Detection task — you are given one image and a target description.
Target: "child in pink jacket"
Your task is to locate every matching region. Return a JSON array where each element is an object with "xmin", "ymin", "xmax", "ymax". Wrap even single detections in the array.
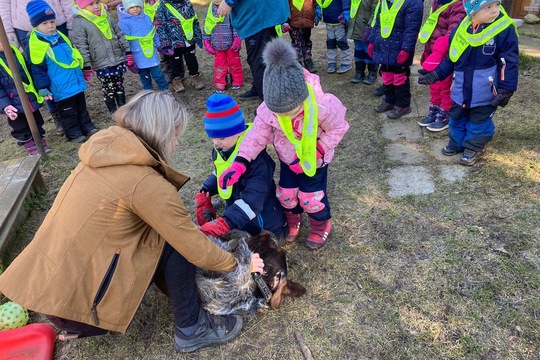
[
  {"xmin": 218, "ymin": 38, "xmax": 349, "ymax": 250},
  {"xmin": 417, "ymin": 0, "xmax": 466, "ymax": 131}
]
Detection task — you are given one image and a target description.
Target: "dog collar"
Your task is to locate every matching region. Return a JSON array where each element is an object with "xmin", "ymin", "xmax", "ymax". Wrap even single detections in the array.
[{"xmin": 252, "ymin": 273, "xmax": 272, "ymax": 303}]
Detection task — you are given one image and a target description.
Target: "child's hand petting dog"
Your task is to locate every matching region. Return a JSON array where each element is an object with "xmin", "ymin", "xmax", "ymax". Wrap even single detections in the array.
[{"xmin": 250, "ymin": 253, "xmax": 264, "ymax": 274}]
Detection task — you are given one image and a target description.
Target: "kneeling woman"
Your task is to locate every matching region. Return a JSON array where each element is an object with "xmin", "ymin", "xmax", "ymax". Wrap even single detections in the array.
[{"xmin": 0, "ymin": 91, "xmax": 263, "ymax": 353}]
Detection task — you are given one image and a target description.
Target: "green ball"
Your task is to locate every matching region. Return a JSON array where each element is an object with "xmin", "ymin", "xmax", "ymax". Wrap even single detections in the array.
[{"xmin": 0, "ymin": 301, "xmax": 29, "ymax": 331}]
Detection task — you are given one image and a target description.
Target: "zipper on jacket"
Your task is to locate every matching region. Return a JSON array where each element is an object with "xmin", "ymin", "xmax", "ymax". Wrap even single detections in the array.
[
  {"xmin": 92, "ymin": 249, "xmax": 121, "ymax": 326},
  {"xmin": 500, "ymin": 57, "xmax": 506, "ymax": 81}
]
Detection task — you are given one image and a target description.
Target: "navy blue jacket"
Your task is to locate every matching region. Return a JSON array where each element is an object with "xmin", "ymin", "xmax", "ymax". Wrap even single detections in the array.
[
  {"xmin": 202, "ymin": 147, "xmax": 285, "ymax": 237},
  {"xmin": 435, "ymin": 15, "xmax": 519, "ymax": 109},
  {"xmin": 322, "ymin": 0, "xmax": 351, "ymax": 24},
  {"xmin": 0, "ymin": 50, "xmax": 40, "ymax": 115},
  {"xmin": 368, "ymin": 0, "xmax": 423, "ymax": 66}
]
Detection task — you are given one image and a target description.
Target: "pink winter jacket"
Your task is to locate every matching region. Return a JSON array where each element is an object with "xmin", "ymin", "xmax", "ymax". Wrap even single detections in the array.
[
  {"xmin": 238, "ymin": 69, "xmax": 349, "ymax": 167},
  {"xmin": 0, "ymin": 0, "xmax": 74, "ymax": 33},
  {"xmin": 422, "ymin": 35, "xmax": 449, "ymax": 72}
]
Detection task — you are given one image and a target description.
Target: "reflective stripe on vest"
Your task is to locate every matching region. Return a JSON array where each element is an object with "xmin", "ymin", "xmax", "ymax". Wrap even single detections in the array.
[
  {"xmin": 277, "ymin": 83, "xmax": 319, "ymax": 177},
  {"xmin": 371, "ymin": 1, "xmax": 380, "ymax": 26},
  {"xmin": 419, "ymin": 0, "xmax": 459, "ymax": 43},
  {"xmin": 0, "ymin": 45, "xmax": 44, "ymax": 103},
  {"xmin": 215, "ymin": 124, "xmax": 251, "ymax": 200},
  {"xmin": 293, "ymin": 0, "xmax": 305, "ymax": 11},
  {"xmin": 315, "ymin": 0, "xmax": 334, "ymax": 9},
  {"xmin": 203, "ymin": 4, "xmax": 224, "ymax": 35},
  {"xmin": 351, "ymin": 0, "xmax": 363, "ymax": 19},
  {"xmin": 77, "ymin": 4, "xmax": 112, "ymax": 39},
  {"xmin": 125, "ymin": 29, "xmax": 156, "ymax": 58},
  {"xmin": 380, "ymin": 0, "xmax": 406, "ymax": 38},
  {"xmin": 144, "ymin": 1, "xmax": 160, "ymax": 22},
  {"xmin": 165, "ymin": 3, "xmax": 198, "ymax": 41},
  {"xmin": 29, "ymin": 30, "xmax": 84, "ymax": 69},
  {"xmin": 449, "ymin": 7, "xmax": 516, "ymax": 62},
  {"xmin": 275, "ymin": 24, "xmax": 283, "ymax": 37}
]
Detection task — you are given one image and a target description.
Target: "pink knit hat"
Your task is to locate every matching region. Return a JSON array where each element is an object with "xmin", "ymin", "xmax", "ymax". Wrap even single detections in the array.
[{"xmin": 76, "ymin": 0, "xmax": 95, "ymax": 8}]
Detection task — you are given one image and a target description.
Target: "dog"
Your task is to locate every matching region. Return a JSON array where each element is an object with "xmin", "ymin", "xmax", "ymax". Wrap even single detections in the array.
[{"xmin": 196, "ymin": 230, "xmax": 306, "ymax": 315}]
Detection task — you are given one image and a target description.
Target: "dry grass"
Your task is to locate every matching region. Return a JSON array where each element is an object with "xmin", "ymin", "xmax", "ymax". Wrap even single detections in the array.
[{"xmin": 1, "ymin": 4, "xmax": 539, "ymax": 360}]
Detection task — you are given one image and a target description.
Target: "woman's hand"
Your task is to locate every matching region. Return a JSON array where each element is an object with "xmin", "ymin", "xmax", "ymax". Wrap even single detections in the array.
[
  {"xmin": 250, "ymin": 253, "xmax": 264, "ymax": 273},
  {"xmin": 218, "ymin": 1, "xmax": 232, "ymax": 16}
]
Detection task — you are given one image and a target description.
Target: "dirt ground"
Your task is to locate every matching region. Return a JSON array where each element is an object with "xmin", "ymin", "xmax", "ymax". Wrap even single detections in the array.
[{"xmin": 1, "ymin": 4, "xmax": 539, "ymax": 360}]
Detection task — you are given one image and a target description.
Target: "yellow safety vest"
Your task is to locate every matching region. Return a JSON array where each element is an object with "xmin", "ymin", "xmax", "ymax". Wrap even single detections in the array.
[
  {"xmin": 0, "ymin": 45, "xmax": 44, "ymax": 103},
  {"xmin": 165, "ymin": 3, "xmax": 198, "ymax": 41},
  {"xmin": 293, "ymin": 0, "xmax": 305, "ymax": 11},
  {"xmin": 28, "ymin": 30, "xmax": 84, "ymax": 69},
  {"xmin": 419, "ymin": 0, "xmax": 459, "ymax": 43},
  {"xmin": 449, "ymin": 7, "xmax": 516, "ymax": 62},
  {"xmin": 275, "ymin": 24, "xmax": 283, "ymax": 37},
  {"xmin": 144, "ymin": 1, "xmax": 160, "ymax": 22},
  {"xmin": 277, "ymin": 83, "xmax": 319, "ymax": 177},
  {"xmin": 371, "ymin": 1, "xmax": 380, "ymax": 26},
  {"xmin": 214, "ymin": 124, "xmax": 251, "ymax": 200},
  {"xmin": 351, "ymin": 0, "xmax": 363, "ymax": 19},
  {"xmin": 76, "ymin": 4, "xmax": 112, "ymax": 39},
  {"xmin": 316, "ymin": 0, "xmax": 334, "ymax": 9},
  {"xmin": 125, "ymin": 29, "xmax": 156, "ymax": 58},
  {"xmin": 203, "ymin": 4, "xmax": 224, "ymax": 35},
  {"xmin": 380, "ymin": 0, "xmax": 405, "ymax": 38}
]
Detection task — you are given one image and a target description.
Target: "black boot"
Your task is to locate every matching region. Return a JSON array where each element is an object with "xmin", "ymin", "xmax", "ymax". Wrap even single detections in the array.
[
  {"xmin": 50, "ymin": 111, "xmax": 64, "ymax": 136},
  {"xmin": 350, "ymin": 62, "xmax": 366, "ymax": 83},
  {"xmin": 304, "ymin": 58, "xmax": 317, "ymax": 73},
  {"xmin": 105, "ymin": 96, "xmax": 117, "ymax": 114},
  {"xmin": 363, "ymin": 63, "xmax": 378, "ymax": 85},
  {"xmin": 115, "ymin": 92, "xmax": 126, "ymax": 108}
]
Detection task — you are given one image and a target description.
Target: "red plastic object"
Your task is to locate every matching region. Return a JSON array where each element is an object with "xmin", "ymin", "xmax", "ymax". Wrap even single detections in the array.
[{"xmin": 0, "ymin": 323, "xmax": 55, "ymax": 360}]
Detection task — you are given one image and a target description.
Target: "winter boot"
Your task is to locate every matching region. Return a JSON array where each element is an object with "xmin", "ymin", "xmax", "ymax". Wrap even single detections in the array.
[
  {"xmin": 350, "ymin": 62, "xmax": 366, "ymax": 83},
  {"xmin": 190, "ymin": 74, "xmax": 205, "ymax": 90},
  {"xmin": 284, "ymin": 211, "xmax": 302, "ymax": 243},
  {"xmin": 50, "ymin": 111, "xmax": 64, "ymax": 136},
  {"xmin": 306, "ymin": 218, "xmax": 331, "ymax": 249},
  {"xmin": 105, "ymin": 96, "xmax": 117, "ymax": 114},
  {"xmin": 115, "ymin": 92, "xmax": 126, "ymax": 108},
  {"xmin": 172, "ymin": 77, "xmax": 185, "ymax": 93},
  {"xmin": 304, "ymin": 58, "xmax": 317, "ymax": 73},
  {"xmin": 363, "ymin": 63, "xmax": 378, "ymax": 85}
]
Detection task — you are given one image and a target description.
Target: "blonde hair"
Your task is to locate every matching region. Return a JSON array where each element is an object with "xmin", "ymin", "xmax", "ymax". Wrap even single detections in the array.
[{"xmin": 114, "ymin": 91, "xmax": 188, "ymax": 163}]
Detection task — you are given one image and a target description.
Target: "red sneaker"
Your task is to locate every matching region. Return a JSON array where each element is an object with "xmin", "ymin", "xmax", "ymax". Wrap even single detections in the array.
[
  {"xmin": 284, "ymin": 211, "xmax": 302, "ymax": 242},
  {"xmin": 306, "ymin": 218, "xmax": 331, "ymax": 249}
]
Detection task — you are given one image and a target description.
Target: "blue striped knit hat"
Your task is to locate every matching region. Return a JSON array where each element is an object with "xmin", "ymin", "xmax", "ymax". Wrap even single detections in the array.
[
  {"xmin": 26, "ymin": 0, "xmax": 56, "ymax": 28},
  {"xmin": 204, "ymin": 94, "xmax": 246, "ymax": 138}
]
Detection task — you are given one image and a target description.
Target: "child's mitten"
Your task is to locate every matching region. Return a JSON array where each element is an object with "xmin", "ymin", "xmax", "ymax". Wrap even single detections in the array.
[
  {"xmin": 418, "ymin": 71, "xmax": 440, "ymax": 85},
  {"xmin": 200, "ymin": 217, "xmax": 230, "ymax": 237},
  {"xmin": 203, "ymin": 39, "xmax": 216, "ymax": 55},
  {"xmin": 218, "ymin": 157, "xmax": 249, "ymax": 189},
  {"xmin": 82, "ymin": 67, "xmax": 93, "ymax": 82},
  {"xmin": 194, "ymin": 192, "xmax": 216, "ymax": 225},
  {"xmin": 491, "ymin": 88, "xmax": 514, "ymax": 108},
  {"xmin": 396, "ymin": 50, "xmax": 409, "ymax": 64},
  {"xmin": 231, "ymin": 37, "xmax": 242, "ymax": 51}
]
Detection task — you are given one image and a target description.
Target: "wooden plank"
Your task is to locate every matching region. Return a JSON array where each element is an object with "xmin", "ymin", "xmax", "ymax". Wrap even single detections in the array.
[{"xmin": 0, "ymin": 156, "xmax": 45, "ymax": 253}]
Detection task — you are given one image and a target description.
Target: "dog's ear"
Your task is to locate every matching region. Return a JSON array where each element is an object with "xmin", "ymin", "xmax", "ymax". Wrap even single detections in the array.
[
  {"xmin": 282, "ymin": 279, "xmax": 306, "ymax": 298},
  {"xmin": 269, "ymin": 276, "xmax": 286, "ymax": 310}
]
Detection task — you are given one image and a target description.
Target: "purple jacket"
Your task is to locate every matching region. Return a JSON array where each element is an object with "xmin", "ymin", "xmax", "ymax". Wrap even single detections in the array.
[{"xmin": 202, "ymin": 4, "xmax": 238, "ymax": 51}]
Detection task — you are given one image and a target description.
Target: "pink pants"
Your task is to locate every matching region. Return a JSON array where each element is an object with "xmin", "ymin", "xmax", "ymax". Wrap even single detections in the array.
[
  {"xmin": 214, "ymin": 48, "xmax": 243, "ymax": 90},
  {"xmin": 429, "ymin": 74, "xmax": 453, "ymax": 111}
]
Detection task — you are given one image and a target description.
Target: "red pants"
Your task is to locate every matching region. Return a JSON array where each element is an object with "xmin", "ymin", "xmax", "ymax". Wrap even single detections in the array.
[
  {"xmin": 214, "ymin": 48, "xmax": 243, "ymax": 90},
  {"xmin": 429, "ymin": 75, "xmax": 453, "ymax": 111}
]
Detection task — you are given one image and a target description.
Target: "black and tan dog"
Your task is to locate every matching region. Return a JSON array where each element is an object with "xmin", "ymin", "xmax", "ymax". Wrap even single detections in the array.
[{"xmin": 196, "ymin": 230, "xmax": 306, "ymax": 315}]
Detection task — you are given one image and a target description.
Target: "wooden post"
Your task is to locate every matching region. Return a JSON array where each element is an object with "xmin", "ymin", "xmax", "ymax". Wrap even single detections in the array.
[{"xmin": 0, "ymin": 17, "xmax": 46, "ymax": 156}]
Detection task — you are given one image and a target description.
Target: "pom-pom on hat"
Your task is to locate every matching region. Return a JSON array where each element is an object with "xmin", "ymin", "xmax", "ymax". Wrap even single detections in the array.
[
  {"xmin": 204, "ymin": 94, "xmax": 246, "ymax": 138},
  {"xmin": 26, "ymin": 0, "xmax": 56, "ymax": 28},
  {"xmin": 463, "ymin": 0, "xmax": 500, "ymax": 18},
  {"xmin": 76, "ymin": 0, "xmax": 96, "ymax": 9},
  {"xmin": 262, "ymin": 38, "xmax": 308, "ymax": 114},
  {"xmin": 123, "ymin": 0, "xmax": 144, "ymax": 10}
]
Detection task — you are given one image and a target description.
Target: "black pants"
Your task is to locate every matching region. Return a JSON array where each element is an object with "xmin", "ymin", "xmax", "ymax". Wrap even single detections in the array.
[
  {"xmin": 168, "ymin": 44, "xmax": 199, "ymax": 79},
  {"xmin": 56, "ymin": 92, "xmax": 96, "ymax": 141},
  {"xmin": 244, "ymin": 26, "xmax": 279, "ymax": 99},
  {"xmin": 46, "ymin": 243, "xmax": 200, "ymax": 337},
  {"xmin": 7, "ymin": 109, "xmax": 45, "ymax": 143}
]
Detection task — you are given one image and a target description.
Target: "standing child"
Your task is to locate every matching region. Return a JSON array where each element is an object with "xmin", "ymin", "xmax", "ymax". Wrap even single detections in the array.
[
  {"xmin": 195, "ymin": 94, "xmax": 286, "ymax": 239},
  {"xmin": 417, "ymin": 0, "xmax": 465, "ymax": 131},
  {"xmin": 155, "ymin": 0, "xmax": 205, "ymax": 93},
  {"xmin": 288, "ymin": 0, "xmax": 318, "ymax": 73},
  {"xmin": 0, "ymin": 43, "xmax": 51, "ymax": 155},
  {"xmin": 367, "ymin": 0, "xmax": 423, "ymax": 119},
  {"xmin": 118, "ymin": 0, "xmax": 170, "ymax": 92},
  {"xmin": 218, "ymin": 39, "xmax": 349, "ymax": 250},
  {"xmin": 320, "ymin": 0, "xmax": 352, "ymax": 74},
  {"xmin": 419, "ymin": 0, "xmax": 518, "ymax": 165},
  {"xmin": 202, "ymin": 0, "xmax": 243, "ymax": 93},
  {"xmin": 26, "ymin": 0, "xmax": 98, "ymax": 143},
  {"xmin": 346, "ymin": 0, "xmax": 378, "ymax": 84},
  {"xmin": 72, "ymin": 0, "xmax": 132, "ymax": 114}
]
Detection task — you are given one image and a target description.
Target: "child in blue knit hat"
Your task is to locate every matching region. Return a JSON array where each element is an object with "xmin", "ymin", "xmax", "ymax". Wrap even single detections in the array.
[
  {"xmin": 419, "ymin": 0, "xmax": 519, "ymax": 165},
  {"xmin": 194, "ymin": 94, "xmax": 286, "ymax": 241}
]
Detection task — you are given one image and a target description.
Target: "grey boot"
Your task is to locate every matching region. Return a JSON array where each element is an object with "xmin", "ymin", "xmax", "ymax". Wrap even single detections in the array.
[
  {"xmin": 363, "ymin": 63, "xmax": 378, "ymax": 85},
  {"xmin": 304, "ymin": 58, "xmax": 317, "ymax": 73},
  {"xmin": 350, "ymin": 62, "xmax": 366, "ymax": 83}
]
